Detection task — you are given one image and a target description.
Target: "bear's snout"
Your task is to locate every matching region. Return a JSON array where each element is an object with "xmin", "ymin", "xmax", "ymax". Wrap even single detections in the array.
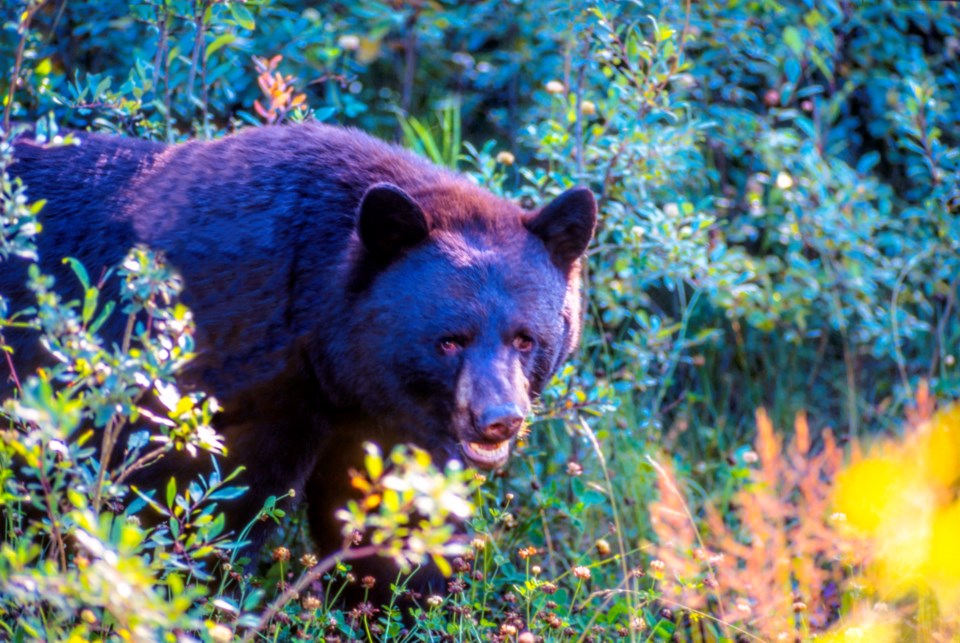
[{"xmin": 476, "ymin": 404, "xmax": 524, "ymax": 442}]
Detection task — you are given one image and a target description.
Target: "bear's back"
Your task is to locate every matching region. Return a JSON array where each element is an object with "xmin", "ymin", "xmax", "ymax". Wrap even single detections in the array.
[{"xmin": 3, "ymin": 124, "xmax": 522, "ymax": 401}]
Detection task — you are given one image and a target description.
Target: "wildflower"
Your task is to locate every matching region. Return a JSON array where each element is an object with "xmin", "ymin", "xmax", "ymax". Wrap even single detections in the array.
[
  {"xmin": 742, "ymin": 450, "xmax": 759, "ymax": 464},
  {"xmin": 272, "ymin": 546, "xmax": 290, "ymax": 562},
  {"xmin": 502, "ymin": 513, "xmax": 517, "ymax": 529},
  {"xmin": 736, "ymin": 599, "xmax": 751, "ymax": 614},
  {"xmin": 595, "ymin": 538, "xmax": 611, "ymax": 557},
  {"xmin": 501, "ymin": 624, "xmax": 518, "ymax": 636},
  {"xmin": 775, "ymin": 172, "xmax": 794, "ymax": 190},
  {"xmin": 361, "ymin": 575, "xmax": 376, "ymax": 589},
  {"xmin": 519, "ymin": 546, "xmax": 538, "ymax": 559},
  {"xmin": 792, "ymin": 600, "xmax": 807, "ymax": 613},
  {"xmin": 496, "ymin": 151, "xmax": 515, "ymax": 165},
  {"xmin": 471, "ymin": 537, "xmax": 486, "ymax": 551},
  {"xmin": 302, "ymin": 595, "xmax": 322, "ymax": 611},
  {"xmin": 503, "ymin": 591, "xmax": 518, "ymax": 603},
  {"xmin": 209, "ymin": 624, "xmax": 233, "ymax": 643},
  {"xmin": 531, "ymin": 565, "xmax": 542, "ymax": 576},
  {"xmin": 566, "ymin": 461, "xmax": 583, "ymax": 477},
  {"xmin": 427, "ymin": 595, "xmax": 443, "ymax": 608},
  {"xmin": 545, "ymin": 80, "xmax": 565, "ymax": 94},
  {"xmin": 338, "ymin": 35, "xmax": 361, "ymax": 51},
  {"xmin": 347, "ymin": 601, "xmax": 378, "ymax": 625},
  {"xmin": 448, "ymin": 578, "xmax": 466, "ymax": 595},
  {"xmin": 649, "ymin": 559, "xmax": 665, "ymax": 571},
  {"xmin": 300, "ymin": 553, "xmax": 318, "ymax": 568},
  {"xmin": 540, "ymin": 582, "xmax": 558, "ymax": 594},
  {"xmin": 572, "ymin": 566, "xmax": 591, "ymax": 580},
  {"xmin": 80, "ymin": 609, "xmax": 97, "ymax": 624},
  {"xmin": 519, "ymin": 632, "xmax": 536, "ymax": 643}
]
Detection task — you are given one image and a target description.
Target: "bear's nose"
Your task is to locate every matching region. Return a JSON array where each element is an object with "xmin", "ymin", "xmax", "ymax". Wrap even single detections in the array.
[{"xmin": 477, "ymin": 404, "xmax": 524, "ymax": 442}]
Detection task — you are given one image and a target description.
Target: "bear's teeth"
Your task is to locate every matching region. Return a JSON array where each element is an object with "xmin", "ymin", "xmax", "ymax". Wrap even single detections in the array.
[{"xmin": 461, "ymin": 440, "xmax": 509, "ymax": 467}]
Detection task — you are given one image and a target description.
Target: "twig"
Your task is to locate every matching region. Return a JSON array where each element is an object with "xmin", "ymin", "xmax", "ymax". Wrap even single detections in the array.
[
  {"xmin": 0, "ymin": 332, "xmax": 23, "ymax": 395},
  {"xmin": 3, "ymin": 1, "xmax": 46, "ymax": 133},
  {"xmin": 891, "ymin": 247, "xmax": 935, "ymax": 402}
]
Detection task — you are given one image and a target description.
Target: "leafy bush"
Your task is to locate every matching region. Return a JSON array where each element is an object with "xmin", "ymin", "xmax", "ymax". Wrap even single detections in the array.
[{"xmin": 2, "ymin": 0, "xmax": 959, "ymax": 640}]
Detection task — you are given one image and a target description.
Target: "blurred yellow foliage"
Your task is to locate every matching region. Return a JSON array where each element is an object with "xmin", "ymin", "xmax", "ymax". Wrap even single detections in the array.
[{"xmin": 834, "ymin": 401, "xmax": 960, "ymax": 611}]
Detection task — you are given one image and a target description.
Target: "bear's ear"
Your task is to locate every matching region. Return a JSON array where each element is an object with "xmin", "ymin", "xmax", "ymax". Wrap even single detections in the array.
[
  {"xmin": 357, "ymin": 183, "xmax": 430, "ymax": 261},
  {"xmin": 525, "ymin": 186, "xmax": 597, "ymax": 270}
]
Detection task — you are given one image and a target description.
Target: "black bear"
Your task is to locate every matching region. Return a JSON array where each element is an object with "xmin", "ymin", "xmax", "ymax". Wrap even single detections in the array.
[{"xmin": 1, "ymin": 123, "xmax": 595, "ymax": 588}]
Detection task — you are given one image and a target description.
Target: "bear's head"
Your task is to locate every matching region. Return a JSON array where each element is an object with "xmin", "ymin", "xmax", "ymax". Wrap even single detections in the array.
[{"xmin": 335, "ymin": 182, "xmax": 596, "ymax": 470}]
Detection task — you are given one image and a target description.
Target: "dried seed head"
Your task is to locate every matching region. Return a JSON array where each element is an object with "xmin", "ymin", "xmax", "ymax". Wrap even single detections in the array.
[
  {"xmin": 301, "ymin": 595, "xmax": 322, "ymax": 611},
  {"xmin": 594, "ymin": 538, "xmax": 611, "ymax": 557}
]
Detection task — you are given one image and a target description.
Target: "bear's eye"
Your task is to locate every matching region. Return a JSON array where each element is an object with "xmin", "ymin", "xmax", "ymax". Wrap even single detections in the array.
[
  {"xmin": 513, "ymin": 333, "xmax": 535, "ymax": 353},
  {"xmin": 438, "ymin": 337, "xmax": 465, "ymax": 356}
]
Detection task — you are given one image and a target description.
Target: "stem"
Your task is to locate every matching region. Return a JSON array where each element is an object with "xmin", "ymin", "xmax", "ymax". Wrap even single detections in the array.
[
  {"xmin": 38, "ymin": 442, "xmax": 68, "ymax": 571},
  {"xmin": 578, "ymin": 417, "xmax": 637, "ymax": 637},
  {"xmin": 112, "ymin": 445, "xmax": 170, "ymax": 486},
  {"xmin": 187, "ymin": 0, "xmax": 202, "ymax": 105},
  {"xmin": 891, "ymin": 247, "xmax": 935, "ymax": 401},
  {"xmin": 0, "ymin": 332, "xmax": 23, "ymax": 395},
  {"xmin": 92, "ymin": 312, "xmax": 138, "ymax": 511},
  {"xmin": 3, "ymin": 1, "xmax": 46, "ymax": 133}
]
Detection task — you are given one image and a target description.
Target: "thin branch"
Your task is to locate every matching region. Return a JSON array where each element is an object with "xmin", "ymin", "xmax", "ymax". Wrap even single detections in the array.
[{"xmin": 3, "ymin": 1, "xmax": 47, "ymax": 133}]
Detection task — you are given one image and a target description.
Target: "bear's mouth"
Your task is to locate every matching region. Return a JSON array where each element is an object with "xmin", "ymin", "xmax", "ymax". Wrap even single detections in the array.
[{"xmin": 460, "ymin": 440, "xmax": 510, "ymax": 469}]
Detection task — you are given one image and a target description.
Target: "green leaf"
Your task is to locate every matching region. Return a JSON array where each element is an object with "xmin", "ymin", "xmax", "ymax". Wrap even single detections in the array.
[
  {"xmin": 89, "ymin": 300, "xmax": 115, "ymax": 334},
  {"xmin": 63, "ymin": 257, "xmax": 90, "ymax": 290},
  {"xmin": 82, "ymin": 287, "xmax": 98, "ymax": 325},
  {"xmin": 229, "ymin": 3, "xmax": 255, "ymax": 30},
  {"xmin": 205, "ymin": 33, "xmax": 237, "ymax": 60},
  {"xmin": 783, "ymin": 26, "xmax": 804, "ymax": 58},
  {"xmin": 166, "ymin": 477, "xmax": 177, "ymax": 509}
]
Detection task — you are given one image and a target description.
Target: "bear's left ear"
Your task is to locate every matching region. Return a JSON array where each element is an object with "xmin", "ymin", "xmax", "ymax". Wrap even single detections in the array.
[
  {"xmin": 357, "ymin": 182, "xmax": 430, "ymax": 261},
  {"xmin": 525, "ymin": 186, "xmax": 597, "ymax": 270}
]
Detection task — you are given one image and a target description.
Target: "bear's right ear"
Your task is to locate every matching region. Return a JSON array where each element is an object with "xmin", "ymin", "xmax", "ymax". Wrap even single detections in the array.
[{"xmin": 357, "ymin": 183, "xmax": 430, "ymax": 261}]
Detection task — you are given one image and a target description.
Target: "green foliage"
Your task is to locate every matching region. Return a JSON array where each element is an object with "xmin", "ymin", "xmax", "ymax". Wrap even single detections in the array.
[{"xmin": 1, "ymin": 0, "xmax": 959, "ymax": 640}]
